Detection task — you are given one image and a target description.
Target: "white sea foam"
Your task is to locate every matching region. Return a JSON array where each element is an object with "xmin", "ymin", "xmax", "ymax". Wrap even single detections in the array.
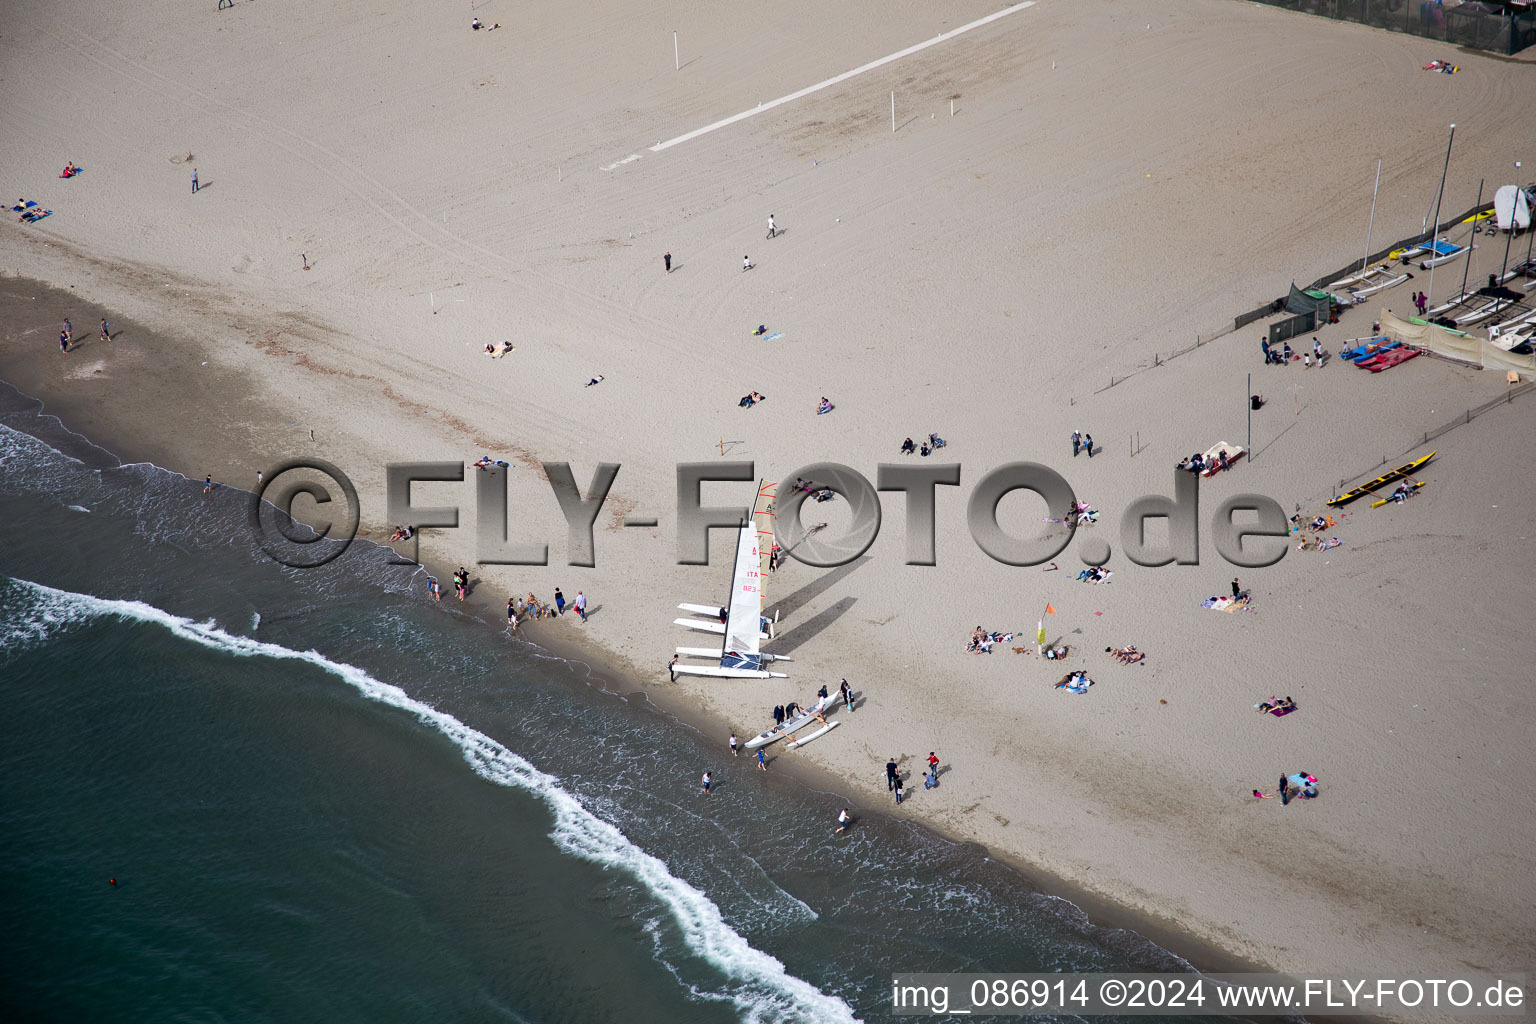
[
  {"xmin": 67, "ymin": 505, "xmax": 92, "ymax": 513},
  {"xmin": 2, "ymin": 577, "xmax": 860, "ymax": 1024}
]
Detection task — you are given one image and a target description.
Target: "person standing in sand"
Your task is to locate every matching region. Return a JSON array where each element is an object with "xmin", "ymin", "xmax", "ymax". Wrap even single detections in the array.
[
  {"xmin": 554, "ymin": 588, "xmax": 566, "ymax": 615},
  {"xmin": 836, "ymin": 808, "xmax": 851, "ymax": 833},
  {"xmin": 701, "ymin": 771, "xmax": 712, "ymax": 796},
  {"xmin": 663, "ymin": 251, "xmax": 671, "ymax": 273},
  {"xmin": 63, "ymin": 318, "xmax": 72, "ymax": 344},
  {"xmin": 668, "ymin": 654, "xmax": 678, "ymax": 681},
  {"xmin": 99, "ymin": 319, "xmax": 110, "ymax": 342},
  {"xmin": 730, "ymin": 733, "xmax": 739, "ymax": 757},
  {"xmin": 886, "ymin": 757, "xmax": 898, "ymax": 792},
  {"xmin": 574, "ymin": 590, "xmax": 588, "ymax": 622},
  {"xmin": 1072, "ymin": 430, "xmax": 1081, "ymax": 457},
  {"xmin": 1083, "ymin": 433, "xmax": 1094, "ymax": 458},
  {"xmin": 742, "ymin": 255, "xmax": 753, "ymax": 272},
  {"xmin": 1231, "ymin": 578, "xmax": 1241, "ymax": 599},
  {"xmin": 191, "ymin": 168, "xmax": 198, "ymax": 193},
  {"xmin": 766, "ymin": 214, "xmax": 776, "ymax": 239}
]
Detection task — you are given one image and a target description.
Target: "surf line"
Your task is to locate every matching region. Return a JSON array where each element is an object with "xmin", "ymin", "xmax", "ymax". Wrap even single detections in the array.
[
  {"xmin": 643, "ymin": 0, "xmax": 1036, "ymax": 155},
  {"xmin": 6, "ymin": 578, "xmax": 859, "ymax": 1024}
]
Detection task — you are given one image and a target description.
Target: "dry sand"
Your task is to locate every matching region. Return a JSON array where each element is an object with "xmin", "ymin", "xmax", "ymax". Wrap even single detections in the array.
[{"xmin": 4, "ymin": 0, "xmax": 1535, "ymax": 994}]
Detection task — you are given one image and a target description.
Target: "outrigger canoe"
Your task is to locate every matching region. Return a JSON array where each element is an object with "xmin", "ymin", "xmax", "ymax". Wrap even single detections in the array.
[{"xmin": 1327, "ymin": 452, "xmax": 1435, "ymax": 507}]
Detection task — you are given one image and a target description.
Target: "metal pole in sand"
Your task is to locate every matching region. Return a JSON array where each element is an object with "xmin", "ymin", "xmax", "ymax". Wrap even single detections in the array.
[
  {"xmin": 1426, "ymin": 124, "xmax": 1457, "ymax": 310},
  {"xmin": 674, "ymin": 31, "xmax": 679, "ymax": 71},
  {"xmin": 1362, "ymin": 157, "xmax": 1381, "ymax": 273},
  {"xmin": 891, "ymin": 92, "xmax": 896, "ymax": 133},
  {"xmin": 1247, "ymin": 372, "xmax": 1252, "ymax": 459},
  {"xmin": 1462, "ymin": 178, "xmax": 1483, "ymax": 300}
]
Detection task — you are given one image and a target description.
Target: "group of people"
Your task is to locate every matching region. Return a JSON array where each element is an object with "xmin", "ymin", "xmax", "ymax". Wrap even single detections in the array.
[
  {"xmin": 1177, "ymin": 449, "xmax": 1230, "ymax": 474},
  {"xmin": 967, "ymin": 626, "xmax": 1015, "ymax": 653},
  {"xmin": 1054, "ymin": 671, "xmax": 1093, "ymax": 694},
  {"xmin": 1105, "ymin": 645, "xmax": 1145, "ymax": 665},
  {"xmin": 451, "ymin": 567, "xmax": 471, "ymax": 602},
  {"xmin": 13, "ymin": 198, "xmax": 52, "ymax": 223},
  {"xmin": 1070, "ymin": 430, "xmax": 1094, "ymax": 458},
  {"xmin": 883, "ymin": 751, "xmax": 941, "ymax": 805},
  {"xmin": 816, "ymin": 397, "xmax": 834, "ymax": 415},
  {"xmin": 1076, "ymin": 565, "xmax": 1111, "ymax": 583},
  {"xmin": 739, "ymin": 390, "xmax": 766, "ymax": 408},
  {"xmin": 388, "ymin": 525, "xmax": 415, "ymax": 541},
  {"xmin": 60, "ymin": 162, "xmax": 81, "ymax": 178},
  {"xmin": 1412, "ymin": 289, "xmax": 1430, "ymax": 316},
  {"xmin": 1254, "ymin": 695, "xmax": 1297, "ymax": 715},
  {"xmin": 1260, "ymin": 336, "xmax": 1324, "ymax": 367},
  {"xmin": 1253, "ymin": 771, "xmax": 1319, "ymax": 805},
  {"xmin": 899, "ymin": 433, "xmax": 946, "ymax": 456}
]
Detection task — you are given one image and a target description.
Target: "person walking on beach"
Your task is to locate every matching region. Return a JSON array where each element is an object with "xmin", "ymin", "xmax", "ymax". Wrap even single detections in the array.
[
  {"xmin": 742, "ymin": 255, "xmax": 753, "ymax": 272},
  {"xmin": 1231, "ymin": 578, "xmax": 1241, "ymax": 600},
  {"xmin": 757, "ymin": 748, "xmax": 767, "ymax": 771},
  {"xmin": 1083, "ymin": 433, "xmax": 1094, "ymax": 458},
  {"xmin": 59, "ymin": 330, "xmax": 69, "ymax": 353},
  {"xmin": 886, "ymin": 757, "xmax": 898, "ymax": 792},
  {"xmin": 835, "ymin": 808, "xmax": 851, "ymax": 834},
  {"xmin": 203, "ymin": 475, "xmax": 213, "ymax": 495},
  {"xmin": 766, "ymin": 214, "xmax": 776, "ymax": 239},
  {"xmin": 839, "ymin": 678, "xmax": 853, "ymax": 710},
  {"xmin": 663, "ymin": 251, "xmax": 672, "ymax": 274},
  {"xmin": 63, "ymin": 318, "xmax": 73, "ymax": 344},
  {"xmin": 893, "ymin": 774, "xmax": 904, "ymax": 804},
  {"xmin": 507, "ymin": 597, "xmax": 518, "ymax": 629},
  {"xmin": 574, "ymin": 591, "xmax": 588, "ymax": 621},
  {"xmin": 99, "ymin": 319, "xmax": 110, "ymax": 342},
  {"xmin": 554, "ymin": 588, "xmax": 566, "ymax": 615},
  {"xmin": 427, "ymin": 576, "xmax": 442, "ymax": 603},
  {"xmin": 668, "ymin": 654, "xmax": 678, "ymax": 682},
  {"xmin": 730, "ymin": 733, "xmax": 739, "ymax": 757},
  {"xmin": 701, "ymin": 771, "xmax": 712, "ymax": 796},
  {"xmin": 1071, "ymin": 430, "xmax": 1081, "ymax": 457},
  {"xmin": 191, "ymin": 168, "xmax": 199, "ymax": 193},
  {"xmin": 927, "ymin": 751, "xmax": 939, "ymax": 775}
]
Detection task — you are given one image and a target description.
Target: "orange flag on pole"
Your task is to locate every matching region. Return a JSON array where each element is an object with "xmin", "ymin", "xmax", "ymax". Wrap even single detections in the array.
[{"xmin": 1044, "ymin": 604, "xmax": 1057, "ymax": 615}]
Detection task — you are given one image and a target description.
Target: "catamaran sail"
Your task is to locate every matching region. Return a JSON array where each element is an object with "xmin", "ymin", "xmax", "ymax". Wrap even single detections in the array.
[
  {"xmin": 753, "ymin": 479, "xmax": 778, "ymax": 581},
  {"xmin": 720, "ymin": 523, "xmax": 764, "ymax": 668}
]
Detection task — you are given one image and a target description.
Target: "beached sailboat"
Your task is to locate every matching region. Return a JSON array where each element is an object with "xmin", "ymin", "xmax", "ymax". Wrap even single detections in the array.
[{"xmin": 672, "ymin": 481, "xmax": 788, "ymax": 679}]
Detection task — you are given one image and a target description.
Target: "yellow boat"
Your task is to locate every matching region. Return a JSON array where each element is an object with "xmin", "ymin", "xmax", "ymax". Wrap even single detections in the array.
[
  {"xmin": 1327, "ymin": 452, "xmax": 1434, "ymax": 507},
  {"xmin": 1371, "ymin": 481, "xmax": 1426, "ymax": 508}
]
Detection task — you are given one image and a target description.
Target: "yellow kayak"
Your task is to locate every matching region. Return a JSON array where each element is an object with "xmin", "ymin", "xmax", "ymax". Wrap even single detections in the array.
[{"xmin": 1328, "ymin": 452, "xmax": 1434, "ymax": 507}]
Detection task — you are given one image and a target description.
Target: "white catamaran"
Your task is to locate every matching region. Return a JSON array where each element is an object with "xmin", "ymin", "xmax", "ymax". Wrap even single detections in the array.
[{"xmin": 672, "ymin": 480, "xmax": 790, "ymax": 679}]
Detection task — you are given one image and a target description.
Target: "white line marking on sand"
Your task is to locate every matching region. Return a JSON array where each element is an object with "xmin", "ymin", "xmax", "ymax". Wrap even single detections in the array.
[
  {"xmin": 645, "ymin": 1, "xmax": 1036, "ymax": 154},
  {"xmin": 602, "ymin": 153, "xmax": 644, "ymax": 171}
]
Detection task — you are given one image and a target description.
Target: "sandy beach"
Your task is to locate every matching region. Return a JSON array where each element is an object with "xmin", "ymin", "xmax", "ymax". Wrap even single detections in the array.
[{"xmin": 4, "ymin": 0, "xmax": 1534, "ymax": 998}]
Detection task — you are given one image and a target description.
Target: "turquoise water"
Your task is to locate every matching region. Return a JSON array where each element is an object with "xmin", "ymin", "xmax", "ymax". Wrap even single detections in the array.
[{"xmin": 0, "ymin": 387, "xmax": 1213, "ymax": 1023}]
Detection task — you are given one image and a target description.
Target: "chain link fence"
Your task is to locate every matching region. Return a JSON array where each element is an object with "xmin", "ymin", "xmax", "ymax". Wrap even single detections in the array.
[{"xmin": 1249, "ymin": 0, "xmax": 1536, "ymax": 55}]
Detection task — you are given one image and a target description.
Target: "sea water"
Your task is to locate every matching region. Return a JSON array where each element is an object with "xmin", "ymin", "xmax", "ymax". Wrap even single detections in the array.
[{"xmin": 0, "ymin": 383, "xmax": 1220, "ymax": 1023}]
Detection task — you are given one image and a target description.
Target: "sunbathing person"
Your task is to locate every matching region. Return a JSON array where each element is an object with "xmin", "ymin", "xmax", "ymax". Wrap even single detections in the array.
[{"xmin": 816, "ymin": 397, "xmax": 833, "ymax": 414}]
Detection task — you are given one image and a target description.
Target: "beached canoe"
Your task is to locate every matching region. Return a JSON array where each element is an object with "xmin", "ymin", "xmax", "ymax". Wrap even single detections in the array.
[{"xmin": 1327, "ymin": 452, "xmax": 1435, "ymax": 507}]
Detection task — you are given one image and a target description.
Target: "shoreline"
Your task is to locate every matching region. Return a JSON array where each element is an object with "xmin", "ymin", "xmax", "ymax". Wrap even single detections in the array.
[
  {"xmin": 4, "ymin": 0, "xmax": 1533, "ymax": 1009},
  {"xmin": 0, "ymin": 350, "xmax": 1261, "ymax": 981}
]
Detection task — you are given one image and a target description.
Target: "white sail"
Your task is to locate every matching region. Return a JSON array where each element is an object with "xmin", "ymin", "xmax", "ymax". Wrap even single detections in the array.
[
  {"xmin": 752, "ymin": 479, "xmax": 778, "ymax": 584},
  {"xmin": 720, "ymin": 523, "xmax": 762, "ymax": 667}
]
